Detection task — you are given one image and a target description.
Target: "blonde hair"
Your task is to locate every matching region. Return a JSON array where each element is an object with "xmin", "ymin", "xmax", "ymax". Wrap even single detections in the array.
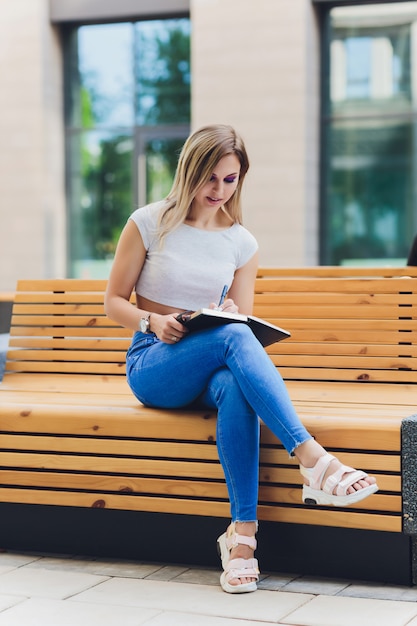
[{"xmin": 157, "ymin": 124, "xmax": 250, "ymax": 242}]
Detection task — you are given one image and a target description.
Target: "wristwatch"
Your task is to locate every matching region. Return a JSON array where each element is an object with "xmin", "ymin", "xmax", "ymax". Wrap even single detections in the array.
[{"xmin": 139, "ymin": 313, "xmax": 151, "ymax": 333}]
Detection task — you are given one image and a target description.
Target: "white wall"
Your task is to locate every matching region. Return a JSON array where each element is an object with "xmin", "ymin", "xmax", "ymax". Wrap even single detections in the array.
[
  {"xmin": 0, "ymin": 0, "xmax": 66, "ymax": 291},
  {"xmin": 191, "ymin": 0, "xmax": 320, "ymax": 265}
]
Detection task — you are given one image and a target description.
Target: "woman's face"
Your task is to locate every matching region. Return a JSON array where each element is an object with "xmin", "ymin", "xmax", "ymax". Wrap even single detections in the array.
[{"xmin": 192, "ymin": 153, "xmax": 241, "ymax": 213}]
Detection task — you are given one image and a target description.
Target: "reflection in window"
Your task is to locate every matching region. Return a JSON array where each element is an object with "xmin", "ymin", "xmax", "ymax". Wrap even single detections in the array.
[
  {"xmin": 65, "ymin": 18, "xmax": 190, "ymax": 277},
  {"xmin": 75, "ymin": 24, "xmax": 134, "ymax": 128},
  {"xmin": 144, "ymin": 138, "xmax": 185, "ymax": 204},
  {"xmin": 323, "ymin": 2, "xmax": 417, "ymax": 265},
  {"xmin": 68, "ymin": 132, "xmax": 133, "ymax": 278},
  {"xmin": 136, "ymin": 20, "xmax": 191, "ymax": 125}
]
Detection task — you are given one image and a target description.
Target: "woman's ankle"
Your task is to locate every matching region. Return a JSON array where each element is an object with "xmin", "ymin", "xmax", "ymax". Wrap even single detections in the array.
[{"xmin": 233, "ymin": 521, "xmax": 257, "ymax": 537}]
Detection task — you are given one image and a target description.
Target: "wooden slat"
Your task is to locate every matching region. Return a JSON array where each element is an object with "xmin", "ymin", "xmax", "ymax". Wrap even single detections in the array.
[
  {"xmin": 10, "ymin": 315, "xmax": 117, "ymax": 327},
  {"xmin": 5, "ymin": 361, "xmax": 126, "ymax": 375},
  {"xmin": 256, "ymin": 266, "xmax": 417, "ymax": 278},
  {"xmin": 7, "ymin": 338, "xmax": 131, "ymax": 350},
  {"xmin": 254, "ymin": 277, "xmax": 417, "ymax": 294},
  {"xmin": 271, "ymin": 354, "xmax": 415, "ymax": 370},
  {"xmin": 272, "ymin": 343, "xmax": 417, "ymax": 357},
  {"xmin": 0, "ymin": 292, "xmax": 14, "ymax": 302},
  {"xmin": 254, "ymin": 293, "xmax": 417, "ymax": 306},
  {"xmin": 257, "ymin": 504, "xmax": 401, "ymax": 532},
  {"xmin": 9, "ymin": 326, "xmax": 131, "ymax": 338},
  {"xmin": 15, "ymin": 279, "xmax": 108, "ymax": 291},
  {"xmin": 12, "ymin": 304, "xmax": 106, "ymax": 315},
  {"xmin": 270, "ymin": 366, "xmax": 417, "ymax": 384},
  {"xmin": 0, "ymin": 434, "xmax": 219, "ymax": 460},
  {"xmin": 6, "ymin": 349, "xmax": 129, "ymax": 363}
]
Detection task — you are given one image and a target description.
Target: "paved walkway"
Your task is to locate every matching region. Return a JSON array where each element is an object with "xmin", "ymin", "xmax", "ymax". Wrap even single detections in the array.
[{"xmin": 0, "ymin": 552, "xmax": 416, "ymax": 625}]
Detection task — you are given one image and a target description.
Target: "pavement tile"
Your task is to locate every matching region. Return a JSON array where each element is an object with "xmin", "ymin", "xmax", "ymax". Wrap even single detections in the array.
[
  {"xmin": 0, "ymin": 554, "xmax": 41, "ymax": 569},
  {"xmin": 0, "ymin": 595, "xmax": 26, "ymax": 613},
  {"xmin": 0, "ymin": 567, "xmax": 108, "ymax": 600},
  {"xmin": 258, "ymin": 574, "xmax": 299, "ymax": 591},
  {"xmin": 27, "ymin": 556, "xmax": 161, "ymax": 579},
  {"xmin": 73, "ymin": 578, "xmax": 314, "ymax": 622},
  {"xmin": 144, "ymin": 565, "xmax": 190, "ymax": 581},
  {"xmin": 0, "ymin": 597, "xmax": 159, "ymax": 626},
  {"xmin": 281, "ymin": 576, "xmax": 350, "ymax": 596},
  {"xmin": 171, "ymin": 566, "xmax": 220, "ymax": 586},
  {"xmin": 338, "ymin": 581, "xmax": 417, "ymax": 602},
  {"xmin": 281, "ymin": 594, "xmax": 417, "ymax": 626},
  {"xmin": 143, "ymin": 611, "xmax": 280, "ymax": 625}
]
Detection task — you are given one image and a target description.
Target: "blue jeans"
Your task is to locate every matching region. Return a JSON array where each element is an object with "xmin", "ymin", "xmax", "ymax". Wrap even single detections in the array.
[{"xmin": 126, "ymin": 324, "xmax": 311, "ymax": 522}]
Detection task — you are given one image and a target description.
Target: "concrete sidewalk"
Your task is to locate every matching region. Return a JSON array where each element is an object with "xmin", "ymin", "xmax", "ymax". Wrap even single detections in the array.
[{"xmin": 0, "ymin": 552, "xmax": 416, "ymax": 625}]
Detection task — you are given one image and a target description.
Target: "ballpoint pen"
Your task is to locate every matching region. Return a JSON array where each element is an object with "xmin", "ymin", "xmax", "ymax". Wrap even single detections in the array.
[{"xmin": 218, "ymin": 285, "xmax": 228, "ymax": 308}]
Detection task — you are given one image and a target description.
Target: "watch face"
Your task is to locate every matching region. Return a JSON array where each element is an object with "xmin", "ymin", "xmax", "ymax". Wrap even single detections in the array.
[{"xmin": 140, "ymin": 318, "xmax": 149, "ymax": 333}]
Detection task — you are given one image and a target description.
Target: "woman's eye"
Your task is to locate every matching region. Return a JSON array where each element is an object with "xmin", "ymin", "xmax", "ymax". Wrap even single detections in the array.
[{"xmin": 225, "ymin": 177, "xmax": 237, "ymax": 184}]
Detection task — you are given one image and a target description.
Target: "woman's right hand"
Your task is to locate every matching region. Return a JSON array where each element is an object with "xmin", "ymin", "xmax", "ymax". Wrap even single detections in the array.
[{"xmin": 150, "ymin": 313, "xmax": 189, "ymax": 344}]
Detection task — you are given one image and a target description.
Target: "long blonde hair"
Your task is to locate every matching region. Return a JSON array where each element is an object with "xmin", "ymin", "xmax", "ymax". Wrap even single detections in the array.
[{"xmin": 157, "ymin": 124, "xmax": 250, "ymax": 243}]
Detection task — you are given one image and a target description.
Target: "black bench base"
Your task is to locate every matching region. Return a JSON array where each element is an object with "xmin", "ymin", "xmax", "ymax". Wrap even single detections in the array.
[{"xmin": 0, "ymin": 503, "xmax": 411, "ymax": 586}]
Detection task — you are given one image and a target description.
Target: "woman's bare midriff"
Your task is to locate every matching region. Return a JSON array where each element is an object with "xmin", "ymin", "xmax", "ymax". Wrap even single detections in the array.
[{"xmin": 136, "ymin": 294, "xmax": 189, "ymax": 316}]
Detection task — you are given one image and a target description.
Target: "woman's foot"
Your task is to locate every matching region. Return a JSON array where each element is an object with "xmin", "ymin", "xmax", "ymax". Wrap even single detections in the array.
[
  {"xmin": 295, "ymin": 440, "xmax": 378, "ymax": 506},
  {"xmin": 217, "ymin": 522, "xmax": 259, "ymax": 593}
]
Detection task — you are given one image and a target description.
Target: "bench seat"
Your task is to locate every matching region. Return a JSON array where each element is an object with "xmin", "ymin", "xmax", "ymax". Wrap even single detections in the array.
[{"xmin": 0, "ymin": 270, "xmax": 416, "ymax": 583}]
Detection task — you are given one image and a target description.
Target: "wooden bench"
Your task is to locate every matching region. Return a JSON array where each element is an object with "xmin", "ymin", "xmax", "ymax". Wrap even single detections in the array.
[{"xmin": 0, "ymin": 268, "xmax": 416, "ymax": 583}]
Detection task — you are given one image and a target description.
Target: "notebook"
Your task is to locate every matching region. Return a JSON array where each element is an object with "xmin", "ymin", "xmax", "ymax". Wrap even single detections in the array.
[{"xmin": 176, "ymin": 308, "xmax": 290, "ymax": 347}]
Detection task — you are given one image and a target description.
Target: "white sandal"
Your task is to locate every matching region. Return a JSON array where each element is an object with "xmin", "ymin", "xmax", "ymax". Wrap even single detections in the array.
[
  {"xmin": 217, "ymin": 523, "xmax": 259, "ymax": 594},
  {"xmin": 300, "ymin": 453, "xmax": 378, "ymax": 507}
]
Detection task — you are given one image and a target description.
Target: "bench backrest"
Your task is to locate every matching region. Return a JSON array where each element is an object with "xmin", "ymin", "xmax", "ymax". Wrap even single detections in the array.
[
  {"xmin": 256, "ymin": 267, "xmax": 417, "ymax": 383},
  {"xmin": 4, "ymin": 268, "xmax": 417, "ymax": 383}
]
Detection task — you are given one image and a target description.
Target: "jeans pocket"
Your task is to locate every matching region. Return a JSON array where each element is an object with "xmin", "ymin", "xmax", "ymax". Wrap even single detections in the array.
[{"xmin": 126, "ymin": 331, "xmax": 157, "ymax": 359}]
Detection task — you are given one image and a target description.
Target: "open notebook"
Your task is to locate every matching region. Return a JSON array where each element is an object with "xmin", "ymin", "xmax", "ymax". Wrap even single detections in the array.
[{"xmin": 176, "ymin": 308, "xmax": 290, "ymax": 347}]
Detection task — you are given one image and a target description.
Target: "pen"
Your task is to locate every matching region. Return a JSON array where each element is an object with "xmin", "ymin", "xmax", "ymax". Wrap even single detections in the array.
[{"xmin": 218, "ymin": 285, "xmax": 228, "ymax": 308}]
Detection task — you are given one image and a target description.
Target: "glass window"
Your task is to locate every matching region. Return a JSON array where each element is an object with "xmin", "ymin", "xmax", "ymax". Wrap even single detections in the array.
[
  {"xmin": 322, "ymin": 2, "xmax": 417, "ymax": 265},
  {"xmin": 65, "ymin": 18, "xmax": 190, "ymax": 278},
  {"xmin": 135, "ymin": 20, "xmax": 191, "ymax": 125}
]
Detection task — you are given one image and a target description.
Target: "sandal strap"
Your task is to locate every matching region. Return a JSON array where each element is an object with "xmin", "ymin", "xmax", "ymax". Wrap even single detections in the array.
[
  {"xmin": 225, "ymin": 532, "xmax": 257, "ymax": 551},
  {"xmin": 324, "ymin": 466, "xmax": 368, "ymax": 496},
  {"xmin": 224, "ymin": 558, "xmax": 259, "ymax": 584},
  {"xmin": 300, "ymin": 453, "xmax": 336, "ymax": 490}
]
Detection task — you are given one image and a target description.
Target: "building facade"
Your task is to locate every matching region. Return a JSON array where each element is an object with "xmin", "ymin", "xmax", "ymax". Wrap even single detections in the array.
[{"xmin": 0, "ymin": 0, "xmax": 416, "ymax": 290}]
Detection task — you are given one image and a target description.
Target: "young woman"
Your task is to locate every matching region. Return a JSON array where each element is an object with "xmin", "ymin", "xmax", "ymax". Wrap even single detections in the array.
[{"xmin": 105, "ymin": 124, "xmax": 378, "ymax": 594}]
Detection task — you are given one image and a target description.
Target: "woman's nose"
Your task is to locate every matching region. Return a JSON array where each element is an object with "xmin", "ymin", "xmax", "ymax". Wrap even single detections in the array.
[{"xmin": 212, "ymin": 179, "xmax": 223, "ymax": 194}]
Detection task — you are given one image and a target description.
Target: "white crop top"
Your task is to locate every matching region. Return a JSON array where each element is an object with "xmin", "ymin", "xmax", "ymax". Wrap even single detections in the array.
[{"xmin": 129, "ymin": 201, "xmax": 259, "ymax": 311}]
